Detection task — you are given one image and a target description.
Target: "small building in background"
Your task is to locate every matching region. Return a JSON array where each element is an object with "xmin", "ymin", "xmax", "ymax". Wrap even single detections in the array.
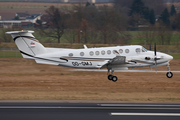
[
  {"xmin": 0, "ymin": 13, "xmax": 42, "ymax": 28},
  {"xmin": 26, "ymin": 14, "xmax": 42, "ymax": 23},
  {"xmin": 15, "ymin": 12, "xmax": 29, "ymax": 20},
  {"xmin": 0, "ymin": 20, "xmax": 21, "ymax": 28},
  {"xmin": 21, "ymin": 21, "xmax": 33, "ymax": 28}
]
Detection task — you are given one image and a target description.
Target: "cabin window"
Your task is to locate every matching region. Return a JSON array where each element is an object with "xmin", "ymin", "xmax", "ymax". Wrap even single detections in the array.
[
  {"xmin": 95, "ymin": 51, "xmax": 100, "ymax": 55},
  {"xmin": 69, "ymin": 53, "xmax": 73, "ymax": 57},
  {"xmin": 101, "ymin": 50, "xmax": 105, "ymax": 55},
  {"xmin": 136, "ymin": 48, "xmax": 140, "ymax": 53},
  {"xmin": 89, "ymin": 51, "xmax": 94, "ymax": 56},
  {"xmin": 80, "ymin": 52, "xmax": 84, "ymax": 56},
  {"xmin": 107, "ymin": 50, "xmax": 111, "ymax": 55},
  {"xmin": 125, "ymin": 49, "xmax": 129, "ymax": 53},
  {"xmin": 119, "ymin": 49, "xmax": 123, "ymax": 54}
]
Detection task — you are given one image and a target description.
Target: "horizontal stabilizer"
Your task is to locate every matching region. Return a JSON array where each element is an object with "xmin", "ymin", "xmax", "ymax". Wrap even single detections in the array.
[{"xmin": 6, "ymin": 30, "xmax": 34, "ymax": 34}]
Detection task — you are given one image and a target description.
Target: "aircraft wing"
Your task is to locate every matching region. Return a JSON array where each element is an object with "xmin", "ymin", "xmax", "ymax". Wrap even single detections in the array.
[{"xmin": 97, "ymin": 56, "xmax": 127, "ymax": 68}]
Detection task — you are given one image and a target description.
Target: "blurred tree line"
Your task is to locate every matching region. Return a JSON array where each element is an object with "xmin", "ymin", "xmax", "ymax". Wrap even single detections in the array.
[
  {"xmin": 39, "ymin": 3, "xmax": 130, "ymax": 44},
  {"xmin": 2, "ymin": 0, "xmax": 180, "ymax": 46}
]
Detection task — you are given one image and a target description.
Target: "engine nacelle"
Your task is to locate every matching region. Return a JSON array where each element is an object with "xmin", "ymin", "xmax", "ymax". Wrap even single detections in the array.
[{"xmin": 145, "ymin": 57, "xmax": 151, "ymax": 60}]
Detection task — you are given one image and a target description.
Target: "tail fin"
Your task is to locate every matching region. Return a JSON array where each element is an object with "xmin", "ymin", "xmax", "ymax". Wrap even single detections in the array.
[{"xmin": 6, "ymin": 31, "xmax": 46, "ymax": 59}]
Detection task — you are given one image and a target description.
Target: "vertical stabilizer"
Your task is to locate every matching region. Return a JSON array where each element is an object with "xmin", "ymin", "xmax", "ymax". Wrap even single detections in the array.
[{"xmin": 6, "ymin": 31, "xmax": 46, "ymax": 59}]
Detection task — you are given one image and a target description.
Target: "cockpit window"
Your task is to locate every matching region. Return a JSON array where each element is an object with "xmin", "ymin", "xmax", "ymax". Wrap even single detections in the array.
[
  {"xmin": 136, "ymin": 48, "xmax": 140, "ymax": 53},
  {"xmin": 142, "ymin": 47, "xmax": 147, "ymax": 52}
]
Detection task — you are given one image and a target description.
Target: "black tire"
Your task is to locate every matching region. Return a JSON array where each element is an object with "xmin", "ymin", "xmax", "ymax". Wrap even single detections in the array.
[
  {"xmin": 112, "ymin": 76, "xmax": 118, "ymax": 82},
  {"xmin": 108, "ymin": 75, "xmax": 113, "ymax": 80},
  {"xmin": 166, "ymin": 72, "xmax": 173, "ymax": 78}
]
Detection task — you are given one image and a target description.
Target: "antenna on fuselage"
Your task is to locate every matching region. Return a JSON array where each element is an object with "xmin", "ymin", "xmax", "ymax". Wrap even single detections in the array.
[{"xmin": 84, "ymin": 45, "xmax": 88, "ymax": 49}]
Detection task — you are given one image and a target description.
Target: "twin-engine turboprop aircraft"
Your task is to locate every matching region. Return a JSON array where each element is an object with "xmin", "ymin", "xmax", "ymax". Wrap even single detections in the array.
[{"xmin": 6, "ymin": 31, "xmax": 173, "ymax": 82}]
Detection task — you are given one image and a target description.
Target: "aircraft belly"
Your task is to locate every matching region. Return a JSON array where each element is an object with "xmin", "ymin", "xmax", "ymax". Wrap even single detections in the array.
[
  {"xmin": 35, "ymin": 57, "xmax": 68, "ymax": 66},
  {"xmin": 35, "ymin": 59, "xmax": 59, "ymax": 65},
  {"xmin": 108, "ymin": 63, "xmax": 151, "ymax": 69}
]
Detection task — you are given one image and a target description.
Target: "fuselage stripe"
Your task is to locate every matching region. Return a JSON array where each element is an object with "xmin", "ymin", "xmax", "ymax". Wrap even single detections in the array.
[
  {"xmin": 13, "ymin": 36, "xmax": 38, "ymax": 42},
  {"xmin": 61, "ymin": 57, "xmax": 111, "ymax": 61}
]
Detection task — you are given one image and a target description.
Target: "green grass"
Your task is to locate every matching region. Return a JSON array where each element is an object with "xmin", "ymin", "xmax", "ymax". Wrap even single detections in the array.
[
  {"xmin": 34, "ymin": 30, "xmax": 180, "ymax": 45},
  {"xmin": 170, "ymin": 54, "xmax": 180, "ymax": 59},
  {"xmin": 129, "ymin": 31, "xmax": 180, "ymax": 45},
  {"xmin": 1, "ymin": 27, "xmax": 180, "ymax": 46},
  {"xmin": 0, "ymin": 51, "xmax": 22, "ymax": 58}
]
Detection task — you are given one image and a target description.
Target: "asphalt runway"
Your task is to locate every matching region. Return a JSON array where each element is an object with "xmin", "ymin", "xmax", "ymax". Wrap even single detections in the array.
[{"xmin": 0, "ymin": 102, "xmax": 180, "ymax": 120}]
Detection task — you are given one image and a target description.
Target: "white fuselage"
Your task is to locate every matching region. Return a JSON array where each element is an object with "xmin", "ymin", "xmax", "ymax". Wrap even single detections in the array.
[{"xmin": 36, "ymin": 45, "xmax": 173, "ymax": 70}]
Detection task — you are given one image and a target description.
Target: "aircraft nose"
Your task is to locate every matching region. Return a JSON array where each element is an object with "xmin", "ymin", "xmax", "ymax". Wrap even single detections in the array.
[{"xmin": 166, "ymin": 54, "xmax": 173, "ymax": 60}]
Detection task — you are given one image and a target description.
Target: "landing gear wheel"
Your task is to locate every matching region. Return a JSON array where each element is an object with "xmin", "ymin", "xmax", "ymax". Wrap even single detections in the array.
[
  {"xmin": 166, "ymin": 72, "xmax": 173, "ymax": 78},
  {"xmin": 112, "ymin": 76, "xmax": 118, "ymax": 82},
  {"xmin": 108, "ymin": 75, "xmax": 113, "ymax": 80}
]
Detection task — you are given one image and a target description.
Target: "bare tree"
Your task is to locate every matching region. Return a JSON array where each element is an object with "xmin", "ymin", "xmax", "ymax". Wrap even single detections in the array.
[
  {"xmin": 113, "ymin": 0, "xmax": 133, "ymax": 13},
  {"xmin": 0, "ymin": 28, "xmax": 20, "ymax": 43},
  {"xmin": 80, "ymin": 19, "xmax": 89, "ymax": 44},
  {"xmin": 95, "ymin": 6, "xmax": 127, "ymax": 44},
  {"xmin": 143, "ymin": 0, "xmax": 165, "ymax": 15},
  {"xmin": 65, "ymin": 3, "xmax": 129, "ymax": 44},
  {"xmin": 71, "ymin": 3, "xmax": 85, "ymax": 27},
  {"xmin": 157, "ymin": 26, "xmax": 173, "ymax": 45},
  {"xmin": 40, "ymin": 6, "xmax": 67, "ymax": 43},
  {"xmin": 144, "ymin": 30, "xmax": 157, "ymax": 45}
]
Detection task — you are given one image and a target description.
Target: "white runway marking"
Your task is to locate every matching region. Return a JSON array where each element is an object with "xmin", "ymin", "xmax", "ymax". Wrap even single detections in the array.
[
  {"xmin": 99, "ymin": 104, "xmax": 180, "ymax": 107},
  {"xmin": 110, "ymin": 113, "xmax": 180, "ymax": 116}
]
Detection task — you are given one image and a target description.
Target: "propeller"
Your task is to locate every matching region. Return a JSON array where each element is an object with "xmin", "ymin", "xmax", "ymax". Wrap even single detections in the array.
[{"xmin": 154, "ymin": 43, "xmax": 157, "ymax": 73}]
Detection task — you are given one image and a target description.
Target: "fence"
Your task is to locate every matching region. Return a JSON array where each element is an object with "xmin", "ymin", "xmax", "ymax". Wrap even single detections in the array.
[{"xmin": 0, "ymin": 48, "xmax": 22, "ymax": 58}]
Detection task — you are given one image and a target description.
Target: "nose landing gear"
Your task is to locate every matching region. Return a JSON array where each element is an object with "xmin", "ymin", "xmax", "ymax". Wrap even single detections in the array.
[
  {"xmin": 166, "ymin": 63, "xmax": 173, "ymax": 78},
  {"xmin": 107, "ymin": 69, "xmax": 118, "ymax": 82},
  {"xmin": 166, "ymin": 72, "xmax": 173, "ymax": 78}
]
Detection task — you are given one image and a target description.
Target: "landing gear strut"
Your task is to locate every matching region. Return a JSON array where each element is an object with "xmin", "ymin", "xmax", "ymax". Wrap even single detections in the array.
[
  {"xmin": 166, "ymin": 63, "xmax": 173, "ymax": 78},
  {"xmin": 107, "ymin": 69, "xmax": 118, "ymax": 82}
]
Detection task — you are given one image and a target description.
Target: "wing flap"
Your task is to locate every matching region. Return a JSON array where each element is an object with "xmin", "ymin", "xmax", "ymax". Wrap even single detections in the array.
[
  {"xmin": 109, "ymin": 56, "xmax": 126, "ymax": 65},
  {"xmin": 97, "ymin": 56, "xmax": 127, "ymax": 69}
]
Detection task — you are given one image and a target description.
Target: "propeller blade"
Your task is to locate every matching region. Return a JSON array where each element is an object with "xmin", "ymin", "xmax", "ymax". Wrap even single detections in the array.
[
  {"xmin": 149, "ymin": 44, "xmax": 151, "ymax": 51},
  {"xmin": 154, "ymin": 43, "xmax": 157, "ymax": 73},
  {"xmin": 154, "ymin": 43, "xmax": 156, "ymax": 56}
]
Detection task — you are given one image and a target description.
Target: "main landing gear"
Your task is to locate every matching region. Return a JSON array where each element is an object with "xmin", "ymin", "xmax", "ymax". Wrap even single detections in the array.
[
  {"xmin": 166, "ymin": 63, "xmax": 173, "ymax": 78},
  {"xmin": 107, "ymin": 69, "xmax": 118, "ymax": 82}
]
